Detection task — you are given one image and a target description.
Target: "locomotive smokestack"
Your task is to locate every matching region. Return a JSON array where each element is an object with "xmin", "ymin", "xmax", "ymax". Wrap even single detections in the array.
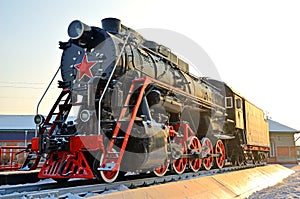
[{"xmin": 101, "ymin": 18, "xmax": 121, "ymax": 34}]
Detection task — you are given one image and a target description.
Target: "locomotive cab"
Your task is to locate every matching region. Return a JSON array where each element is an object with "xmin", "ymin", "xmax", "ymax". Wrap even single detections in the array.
[{"xmin": 207, "ymin": 79, "xmax": 269, "ymax": 165}]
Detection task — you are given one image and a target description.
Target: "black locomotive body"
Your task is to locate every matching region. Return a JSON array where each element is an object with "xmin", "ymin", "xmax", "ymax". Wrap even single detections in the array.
[{"xmin": 21, "ymin": 18, "xmax": 269, "ymax": 183}]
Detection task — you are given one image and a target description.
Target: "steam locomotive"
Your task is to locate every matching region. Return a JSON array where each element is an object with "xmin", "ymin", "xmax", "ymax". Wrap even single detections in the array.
[{"xmin": 21, "ymin": 18, "xmax": 270, "ymax": 183}]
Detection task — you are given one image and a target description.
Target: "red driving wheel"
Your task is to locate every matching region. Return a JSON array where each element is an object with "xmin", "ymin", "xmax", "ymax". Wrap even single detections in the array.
[
  {"xmin": 201, "ymin": 137, "xmax": 214, "ymax": 170},
  {"xmin": 215, "ymin": 139, "xmax": 226, "ymax": 169},
  {"xmin": 153, "ymin": 159, "xmax": 169, "ymax": 177},
  {"xmin": 188, "ymin": 136, "xmax": 202, "ymax": 172},
  {"xmin": 99, "ymin": 149, "xmax": 120, "ymax": 183},
  {"xmin": 172, "ymin": 138, "xmax": 188, "ymax": 174}
]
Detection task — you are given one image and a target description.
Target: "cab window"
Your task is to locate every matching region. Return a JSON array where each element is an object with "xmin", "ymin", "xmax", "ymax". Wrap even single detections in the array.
[
  {"xmin": 235, "ymin": 98, "xmax": 242, "ymax": 109},
  {"xmin": 225, "ymin": 97, "xmax": 233, "ymax": 108}
]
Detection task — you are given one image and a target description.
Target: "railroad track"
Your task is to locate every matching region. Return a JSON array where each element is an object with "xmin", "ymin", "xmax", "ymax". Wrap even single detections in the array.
[{"xmin": 0, "ymin": 164, "xmax": 265, "ymax": 199}]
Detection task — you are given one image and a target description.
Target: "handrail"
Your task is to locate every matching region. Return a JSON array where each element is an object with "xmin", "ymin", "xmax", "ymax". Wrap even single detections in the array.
[
  {"xmin": 98, "ymin": 33, "xmax": 131, "ymax": 135},
  {"xmin": 36, "ymin": 65, "xmax": 61, "ymax": 115},
  {"xmin": 35, "ymin": 65, "xmax": 61, "ymax": 136}
]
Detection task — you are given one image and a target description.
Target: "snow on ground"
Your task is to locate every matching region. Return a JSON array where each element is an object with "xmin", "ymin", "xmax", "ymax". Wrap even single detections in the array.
[
  {"xmin": 247, "ymin": 165, "xmax": 300, "ymax": 199},
  {"xmin": 0, "ymin": 178, "xmax": 55, "ymax": 188}
]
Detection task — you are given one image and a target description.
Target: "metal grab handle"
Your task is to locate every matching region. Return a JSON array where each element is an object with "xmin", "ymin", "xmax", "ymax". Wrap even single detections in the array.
[{"xmin": 35, "ymin": 65, "xmax": 61, "ymax": 136}]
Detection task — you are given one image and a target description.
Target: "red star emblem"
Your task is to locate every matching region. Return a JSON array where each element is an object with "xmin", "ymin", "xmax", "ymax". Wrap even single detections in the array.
[{"xmin": 74, "ymin": 54, "xmax": 97, "ymax": 79}]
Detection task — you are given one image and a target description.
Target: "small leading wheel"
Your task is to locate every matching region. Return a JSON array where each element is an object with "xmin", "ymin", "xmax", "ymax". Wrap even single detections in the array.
[
  {"xmin": 214, "ymin": 140, "xmax": 226, "ymax": 169},
  {"xmin": 201, "ymin": 137, "xmax": 214, "ymax": 170},
  {"xmin": 153, "ymin": 159, "xmax": 169, "ymax": 177},
  {"xmin": 99, "ymin": 149, "xmax": 120, "ymax": 183},
  {"xmin": 188, "ymin": 136, "xmax": 202, "ymax": 172},
  {"xmin": 172, "ymin": 138, "xmax": 188, "ymax": 174}
]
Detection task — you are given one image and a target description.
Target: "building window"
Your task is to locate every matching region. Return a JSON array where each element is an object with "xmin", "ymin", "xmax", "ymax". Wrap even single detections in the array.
[{"xmin": 270, "ymin": 142, "xmax": 275, "ymax": 157}]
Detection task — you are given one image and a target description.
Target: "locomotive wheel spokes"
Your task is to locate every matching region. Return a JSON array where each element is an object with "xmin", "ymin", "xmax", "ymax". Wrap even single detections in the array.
[
  {"xmin": 214, "ymin": 140, "xmax": 226, "ymax": 169},
  {"xmin": 172, "ymin": 139, "xmax": 187, "ymax": 174},
  {"xmin": 101, "ymin": 168, "xmax": 119, "ymax": 183},
  {"xmin": 153, "ymin": 159, "xmax": 169, "ymax": 177},
  {"xmin": 99, "ymin": 149, "xmax": 120, "ymax": 183},
  {"xmin": 188, "ymin": 136, "xmax": 202, "ymax": 172},
  {"xmin": 201, "ymin": 137, "xmax": 214, "ymax": 170}
]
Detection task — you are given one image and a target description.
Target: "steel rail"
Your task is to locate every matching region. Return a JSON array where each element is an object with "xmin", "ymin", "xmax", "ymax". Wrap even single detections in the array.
[{"xmin": 0, "ymin": 164, "xmax": 265, "ymax": 199}]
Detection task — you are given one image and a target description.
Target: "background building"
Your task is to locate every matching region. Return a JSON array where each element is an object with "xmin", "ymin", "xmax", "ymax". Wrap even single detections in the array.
[
  {"xmin": 296, "ymin": 146, "xmax": 300, "ymax": 162},
  {"xmin": 0, "ymin": 115, "xmax": 36, "ymax": 169},
  {"xmin": 267, "ymin": 119, "xmax": 299, "ymax": 164},
  {"xmin": 0, "ymin": 115, "xmax": 35, "ymax": 147}
]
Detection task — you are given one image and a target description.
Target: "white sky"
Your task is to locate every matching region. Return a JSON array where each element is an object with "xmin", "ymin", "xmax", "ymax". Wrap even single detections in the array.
[{"xmin": 1, "ymin": 0, "xmax": 300, "ymax": 131}]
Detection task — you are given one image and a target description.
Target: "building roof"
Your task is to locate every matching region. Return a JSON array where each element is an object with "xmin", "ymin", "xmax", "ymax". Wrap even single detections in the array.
[
  {"xmin": 0, "ymin": 115, "xmax": 36, "ymax": 130},
  {"xmin": 268, "ymin": 119, "xmax": 299, "ymax": 133}
]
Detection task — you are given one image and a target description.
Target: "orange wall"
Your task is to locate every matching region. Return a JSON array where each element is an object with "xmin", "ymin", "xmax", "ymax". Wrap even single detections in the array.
[{"xmin": 268, "ymin": 132, "xmax": 297, "ymax": 164}]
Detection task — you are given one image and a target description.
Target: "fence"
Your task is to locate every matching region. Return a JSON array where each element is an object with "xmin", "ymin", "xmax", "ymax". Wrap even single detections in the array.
[{"xmin": 0, "ymin": 146, "xmax": 27, "ymax": 171}]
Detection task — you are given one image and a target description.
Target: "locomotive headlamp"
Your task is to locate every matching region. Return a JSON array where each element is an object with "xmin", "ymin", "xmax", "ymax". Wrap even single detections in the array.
[
  {"xmin": 34, "ymin": 114, "xmax": 45, "ymax": 125},
  {"xmin": 80, "ymin": 110, "xmax": 90, "ymax": 122},
  {"xmin": 68, "ymin": 20, "xmax": 91, "ymax": 40}
]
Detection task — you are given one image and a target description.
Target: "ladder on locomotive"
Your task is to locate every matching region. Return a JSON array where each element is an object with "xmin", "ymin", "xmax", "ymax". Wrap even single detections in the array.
[
  {"xmin": 40, "ymin": 88, "xmax": 72, "ymax": 135},
  {"xmin": 99, "ymin": 77, "xmax": 151, "ymax": 172},
  {"xmin": 20, "ymin": 89, "xmax": 72, "ymax": 171}
]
